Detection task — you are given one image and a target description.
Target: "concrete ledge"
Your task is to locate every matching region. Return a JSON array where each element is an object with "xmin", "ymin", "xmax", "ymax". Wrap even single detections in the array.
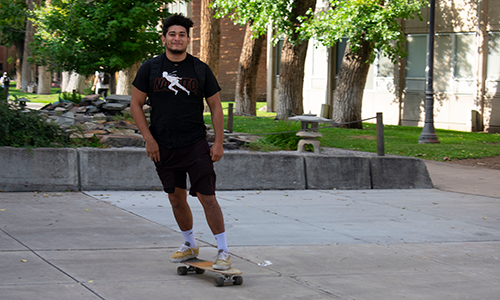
[
  {"xmin": 215, "ymin": 152, "xmax": 306, "ymax": 190},
  {"xmin": 78, "ymin": 148, "xmax": 162, "ymax": 191},
  {"xmin": 304, "ymin": 156, "xmax": 372, "ymax": 189},
  {"xmin": 0, "ymin": 147, "xmax": 433, "ymax": 192},
  {"xmin": 0, "ymin": 147, "xmax": 78, "ymax": 192},
  {"xmin": 370, "ymin": 156, "xmax": 433, "ymax": 189}
]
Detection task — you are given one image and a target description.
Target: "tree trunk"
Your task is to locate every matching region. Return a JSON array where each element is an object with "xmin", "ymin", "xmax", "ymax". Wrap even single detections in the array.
[
  {"xmin": 117, "ymin": 62, "xmax": 140, "ymax": 95},
  {"xmin": 37, "ymin": 66, "xmax": 52, "ymax": 94},
  {"xmin": 276, "ymin": 0, "xmax": 316, "ymax": 120},
  {"xmin": 61, "ymin": 71, "xmax": 85, "ymax": 94},
  {"xmin": 234, "ymin": 22, "xmax": 265, "ymax": 116},
  {"xmin": 21, "ymin": 0, "xmax": 35, "ymax": 92},
  {"xmin": 37, "ymin": 0, "xmax": 52, "ymax": 95},
  {"xmin": 200, "ymin": 0, "xmax": 220, "ymax": 77},
  {"xmin": 109, "ymin": 72, "xmax": 116, "ymax": 95},
  {"xmin": 15, "ymin": 40, "xmax": 23, "ymax": 89},
  {"xmin": 332, "ymin": 40, "xmax": 373, "ymax": 129}
]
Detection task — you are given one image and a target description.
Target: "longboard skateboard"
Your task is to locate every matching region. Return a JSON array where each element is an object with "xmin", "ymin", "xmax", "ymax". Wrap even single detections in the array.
[{"xmin": 177, "ymin": 258, "xmax": 243, "ymax": 287}]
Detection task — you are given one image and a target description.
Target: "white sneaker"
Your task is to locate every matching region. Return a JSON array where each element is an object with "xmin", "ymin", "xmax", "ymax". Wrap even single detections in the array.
[
  {"xmin": 213, "ymin": 249, "xmax": 232, "ymax": 270},
  {"xmin": 169, "ymin": 242, "xmax": 199, "ymax": 263}
]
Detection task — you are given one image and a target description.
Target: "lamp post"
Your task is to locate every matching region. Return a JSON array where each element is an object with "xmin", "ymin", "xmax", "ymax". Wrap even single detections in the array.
[{"xmin": 419, "ymin": 0, "xmax": 440, "ymax": 144}]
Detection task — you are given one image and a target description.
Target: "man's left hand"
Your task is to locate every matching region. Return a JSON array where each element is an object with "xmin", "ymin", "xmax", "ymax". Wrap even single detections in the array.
[{"xmin": 210, "ymin": 143, "xmax": 224, "ymax": 162}]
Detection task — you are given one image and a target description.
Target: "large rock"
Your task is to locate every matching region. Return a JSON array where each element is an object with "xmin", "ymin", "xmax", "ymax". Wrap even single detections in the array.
[
  {"xmin": 106, "ymin": 94, "xmax": 131, "ymax": 105},
  {"xmin": 102, "ymin": 102, "xmax": 127, "ymax": 111},
  {"xmin": 55, "ymin": 111, "xmax": 75, "ymax": 127},
  {"xmin": 99, "ymin": 134, "xmax": 145, "ymax": 148}
]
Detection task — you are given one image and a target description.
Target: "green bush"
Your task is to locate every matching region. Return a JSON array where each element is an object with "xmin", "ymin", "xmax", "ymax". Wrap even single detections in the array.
[
  {"xmin": 247, "ymin": 121, "xmax": 311, "ymax": 152},
  {"xmin": 262, "ymin": 121, "xmax": 302, "ymax": 150},
  {"xmin": 61, "ymin": 90, "xmax": 82, "ymax": 104},
  {"xmin": 0, "ymin": 95, "xmax": 72, "ymax": 147}
]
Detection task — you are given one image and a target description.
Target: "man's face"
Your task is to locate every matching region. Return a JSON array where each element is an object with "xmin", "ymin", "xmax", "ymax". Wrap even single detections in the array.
[{"xmin": 162, "ymin": 25, "xmax": 190, "ymax": 55}]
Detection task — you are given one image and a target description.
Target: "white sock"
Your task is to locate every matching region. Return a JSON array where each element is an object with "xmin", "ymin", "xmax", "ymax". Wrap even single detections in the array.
[
  {"xmin": 214, "ymin": 232, "xmax": 228, "ymax": 252},
  {"xmin": 182, "ymin": 229, "xmax": 197, "ymax": 248}
]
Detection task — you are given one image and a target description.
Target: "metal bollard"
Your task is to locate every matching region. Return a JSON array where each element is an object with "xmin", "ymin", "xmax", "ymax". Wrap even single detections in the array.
[
  {"xmin": 227, "ymin": 103, "xmax": 234, "ymax": 133},
  {"xmin": 376, "ymin": 112, "xmax": 385, "ymax": 156}
]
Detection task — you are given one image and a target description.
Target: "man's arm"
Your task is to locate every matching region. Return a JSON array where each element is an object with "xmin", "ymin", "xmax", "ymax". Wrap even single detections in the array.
[
  {"xmin": 91, "ymin": 73, "xmax": 98, "ymax": 92},
  {"xmin": 131, "ymin": 86, "xmax": 160, "ymax": 162},
  {"xmin": 205, "ymin": 92, "xmax": 224, "ymax": 162}
]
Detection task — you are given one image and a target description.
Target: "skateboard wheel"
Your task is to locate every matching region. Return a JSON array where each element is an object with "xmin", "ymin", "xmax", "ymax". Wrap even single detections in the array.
[
  {"xmin": 214, "ymin": 277, "xmax": 225, "ymax": 287},
  {"xmin": 177, "ymin": 266, "xmax": 188, "ymax": 276},
  {"xmin": 195, "ymin": 268, "xmax": 205, "ymax": 274},
  {"xmin": 233, "ymin": 276, "xmax": 243, "ymax": 285}
]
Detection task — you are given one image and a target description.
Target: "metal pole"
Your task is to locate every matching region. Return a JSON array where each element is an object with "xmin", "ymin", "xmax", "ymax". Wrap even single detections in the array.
[
  {"xmin": 418, "ymin": 0, "xmax": 440, "ymax": 144},
  {"xmin": 227, "ymin": 103, "xmax": 234, "ymax": 133},
  {"xmin": 376, "ymin": 112, "xmax": 385, "ymax": 156}
]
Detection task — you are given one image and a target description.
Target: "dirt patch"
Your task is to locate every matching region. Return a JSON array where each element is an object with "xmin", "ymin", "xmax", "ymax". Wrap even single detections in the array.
[{"xmin": 447, "ymin": 156, "xmax": 500, "ymax": 170}]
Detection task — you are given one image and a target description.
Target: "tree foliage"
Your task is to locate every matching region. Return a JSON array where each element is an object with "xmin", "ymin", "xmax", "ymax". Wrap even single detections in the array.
[
  {"xmin": 0, "ymin": 0, "xmax": 27, "ymax": 47},
  {"xmin": 299, "ymin": 0, "xmax": 427, "ymax": 63},
  {"xmin": 296, "ymin": 0, "xmax": 428, "ymax": 128},
  {"xmin": 212, "ymin": 0, "xmax": 315, "ymax": 119},
  {"xmin": 211, "ymin": 0, "xmax": 305, "ymax": 44},
  {"xmin": 31, "ymin": 0, "xmax": 170, "ymax": 76}
]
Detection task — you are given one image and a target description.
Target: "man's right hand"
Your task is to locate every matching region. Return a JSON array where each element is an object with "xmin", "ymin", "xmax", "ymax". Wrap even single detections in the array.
[{"xmin": 145, "ymin": 138, "xmax": 160, "ymax": 162}]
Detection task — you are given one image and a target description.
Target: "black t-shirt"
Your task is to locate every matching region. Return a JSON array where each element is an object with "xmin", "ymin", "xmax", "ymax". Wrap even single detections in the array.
[{"xmin": 133, "ymin": 53, "xmax": 221, "ymax": 148}]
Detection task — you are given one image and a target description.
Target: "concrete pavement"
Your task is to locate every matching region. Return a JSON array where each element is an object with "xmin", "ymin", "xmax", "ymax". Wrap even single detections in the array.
[{"xmin": 1, "ymin": 161, "xmax": 499, "ymax": 299}]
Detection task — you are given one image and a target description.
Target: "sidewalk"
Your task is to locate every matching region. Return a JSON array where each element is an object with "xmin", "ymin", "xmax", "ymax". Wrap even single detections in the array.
[{"xmin": 1, "ymin": 161, "xmax": 499, "ymax": 299}]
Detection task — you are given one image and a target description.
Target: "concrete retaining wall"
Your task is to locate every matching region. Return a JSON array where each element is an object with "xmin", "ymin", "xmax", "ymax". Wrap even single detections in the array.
[{"xmin": 0, "ymin": 147, "xmax": 433, "ymax": 192}]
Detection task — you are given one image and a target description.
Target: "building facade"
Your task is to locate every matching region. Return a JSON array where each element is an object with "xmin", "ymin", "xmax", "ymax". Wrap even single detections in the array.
[{"xmin": 274, "ymin": 0, "xmax": 500, "ymax": 133}]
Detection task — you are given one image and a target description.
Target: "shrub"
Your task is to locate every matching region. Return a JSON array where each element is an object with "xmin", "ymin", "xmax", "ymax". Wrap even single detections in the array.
[
  {"xmin": 61, "ymin": 90, "xmax": 82, "ymax": 104},
  {"xmin": 0, "ymin": 96, "xmax": 72, "ymax": 147}
]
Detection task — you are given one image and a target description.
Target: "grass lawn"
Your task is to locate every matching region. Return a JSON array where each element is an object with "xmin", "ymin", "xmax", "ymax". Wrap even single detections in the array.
[
  {"xmin": 8, "ymin": 83, "xmax": 499, "ymax": 161},
  {"xmin": 205, "ymin": 106, "xmax": 500, "ymax": 161},
  {"xmin": 8, "ymin": 82, "xmax": 63, "ymax": 104}
]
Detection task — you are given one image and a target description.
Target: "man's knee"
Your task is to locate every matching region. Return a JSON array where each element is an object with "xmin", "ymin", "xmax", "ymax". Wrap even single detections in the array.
[
  {"xmin": 168, "ymin": 188, "xmax": 188, "ymax": 206},
  {"xmin": 197, "ymin": 193, "xmax": 219, "ymax": 208}
]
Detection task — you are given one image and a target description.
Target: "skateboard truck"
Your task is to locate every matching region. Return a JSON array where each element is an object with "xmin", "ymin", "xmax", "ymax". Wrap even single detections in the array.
[{"xmin": 177, "ymin": 258, "xmax": 243, "ymax": 287}]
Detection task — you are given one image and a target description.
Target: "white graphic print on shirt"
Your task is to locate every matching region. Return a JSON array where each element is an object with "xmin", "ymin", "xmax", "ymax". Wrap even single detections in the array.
[{"xmin": 162, "ymin": 71, "xmax": 190, "ymax": 95}]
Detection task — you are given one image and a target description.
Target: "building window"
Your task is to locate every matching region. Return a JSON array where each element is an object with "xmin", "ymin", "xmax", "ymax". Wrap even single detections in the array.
[
  {"xmin": 406, "ymin": 34, "xmax": 427, "ymax": 78},
  {"xmin": 454, "ymin": 33, "xmax": 476, "ymax": 79},
  {"xmin": 167, "ymin": 0, "xmax": 188, "ymax": 15},
  {"xmin": 487, "ymin": 32, "xmax": 500, "ymax": 80},
  {"xmin": 405, "ymin": 33, "xmax": 476, "ymax": 93},
  {"xmin": 275, "ymin": 38, "xmax": 284, "ymax": 78},
  {"xmin": 335, "ymin": 38, "xmax": 348, "ymax": 75},
  {"xmin": 376, "ymin": 53, "xmax": 394, "ymax": 78}
]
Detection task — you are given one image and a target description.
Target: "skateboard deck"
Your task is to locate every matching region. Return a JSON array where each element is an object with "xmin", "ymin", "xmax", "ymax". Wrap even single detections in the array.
[{"xmin": 177, "ymin": 258, "xmax": 243, "ymax": 287}]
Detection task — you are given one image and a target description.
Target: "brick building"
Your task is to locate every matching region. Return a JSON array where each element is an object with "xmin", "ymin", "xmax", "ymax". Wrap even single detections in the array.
[{"xmin": 0, "ymin": 45, "xmax": 16, "ymax": 77}]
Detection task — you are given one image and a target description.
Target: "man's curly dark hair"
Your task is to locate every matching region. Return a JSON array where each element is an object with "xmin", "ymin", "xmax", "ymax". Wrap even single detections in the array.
[{"xmin": 162, "ymin": 13, "xmax": 194, "ymax": 37}]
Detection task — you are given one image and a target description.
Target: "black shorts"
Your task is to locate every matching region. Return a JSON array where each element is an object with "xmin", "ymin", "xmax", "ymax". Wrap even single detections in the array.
[{"xmin": 154, "ymin": 138, "xmax": 216, "ymax": 196}]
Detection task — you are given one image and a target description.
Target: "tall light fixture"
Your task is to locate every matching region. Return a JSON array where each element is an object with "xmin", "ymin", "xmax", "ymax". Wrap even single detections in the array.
[{"xmin": 419, "ymin": 0, "xmax": 440, "ymax": 144}]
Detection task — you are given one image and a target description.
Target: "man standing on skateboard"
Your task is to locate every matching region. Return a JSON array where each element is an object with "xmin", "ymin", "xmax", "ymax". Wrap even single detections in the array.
[{"xmin": 130, "ymin": 14, "xmax": 231, "ymax": 270}]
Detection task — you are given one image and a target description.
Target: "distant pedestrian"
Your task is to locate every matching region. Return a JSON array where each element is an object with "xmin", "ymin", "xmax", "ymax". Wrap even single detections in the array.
[
  {"xmin": 91, "ymin": 70, "xmax": 110, "ymax": 98},
  {"xmin": 1, "ymin": 72, "xmax": 11, "ymax": 98}
]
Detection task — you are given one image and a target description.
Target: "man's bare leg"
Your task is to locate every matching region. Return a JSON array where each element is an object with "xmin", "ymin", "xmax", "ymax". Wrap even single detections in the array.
[
  {"xmin": 197, "ymin": 193, "xmax": 231, "ymax": 269},
  {"xmin": 196, "ymin": 193, "xmax": 225, "ymax": 235},
  {"xmin": 168, "ymin": 188, "xmax": 199, "ymax": 262},
  {"xmin": 168, "ymin": 188, "xmax": 193, "ymax": 231}
]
